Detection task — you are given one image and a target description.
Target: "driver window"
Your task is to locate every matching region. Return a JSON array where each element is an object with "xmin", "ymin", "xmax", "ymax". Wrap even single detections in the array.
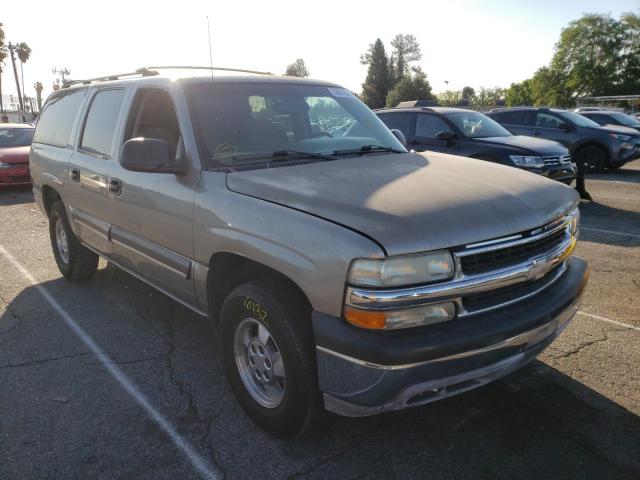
[
  {"xmin": 415, "ymin": 114, "xmax": 451, "ymax": 138},
  {"xmin": 535, "ymin": 112, "xmax": 564, "ymax": 129},
  {"xmin": 124, "ymin": 88, "xmax": 181, "ymax": 159}
]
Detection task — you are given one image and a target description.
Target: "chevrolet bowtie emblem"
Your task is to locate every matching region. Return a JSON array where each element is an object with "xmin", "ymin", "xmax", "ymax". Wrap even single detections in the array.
[{"xmin": 526, "ymin": 259, "xmax": 555, "ymax": 281}]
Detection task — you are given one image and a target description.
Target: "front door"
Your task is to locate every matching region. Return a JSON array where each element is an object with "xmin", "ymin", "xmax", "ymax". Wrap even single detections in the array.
[
  {"xmin": 411, "ymin": 113, "xmax": 458, "ymax": 154},
  {"xmin": 67, "ymin": 88, "xmax": 126, "ymax": 254},
  {"xmin": 107, "ymin": 87, "xmax": 200, "ymax": 305}
]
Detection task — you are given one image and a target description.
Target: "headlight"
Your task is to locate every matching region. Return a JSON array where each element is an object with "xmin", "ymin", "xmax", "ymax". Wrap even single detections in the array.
[
  {"xmin": 569, "ymin": 207, "xmax": 580, "ymax": 238},
  {"xmin": 510, "ymin": 155, "xmax": 544, "ymax": 168},
  {"xmin": 609, "ymin": 133, "xmax": 632, "ymax": 142},
  {"xmin": 348, "ymin": 250, "xmax": 454, "ymax": 287}
]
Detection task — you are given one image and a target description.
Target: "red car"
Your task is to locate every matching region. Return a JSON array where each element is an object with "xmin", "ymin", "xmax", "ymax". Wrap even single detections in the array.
[{"xmin": 0, "ymin": 123, "xmax": 34, "ymax": 186}]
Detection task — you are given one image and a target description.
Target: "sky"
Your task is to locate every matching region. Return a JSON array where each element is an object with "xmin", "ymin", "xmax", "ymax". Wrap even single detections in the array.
[{"xmin": 1, "ymin": 0, "xmax": 638, "ymax": 105}]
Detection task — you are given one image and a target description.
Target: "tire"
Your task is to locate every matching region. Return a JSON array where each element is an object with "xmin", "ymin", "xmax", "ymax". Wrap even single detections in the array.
[
  {"xmin": 219, "ymin": 279, "xmax": 320, "ymax": 438},
  {"xmin": 49, "ymin": 201, "xmax": 99, "ymax": 281},
  {"xmin": 576, "ymin": 144, "xmax": 608, "ymax": 173}
]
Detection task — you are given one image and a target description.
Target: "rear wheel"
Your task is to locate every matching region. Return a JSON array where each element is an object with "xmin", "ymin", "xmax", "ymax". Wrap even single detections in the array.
[
  {"xmin": 576, "ymin": 144, "xmax": 608, "ymax": 172},
  {"xmin": 219, "ymin": 280, "xmax": 320, "ymax": 438},
  {"xmin": 49, "ymin": 201, "xmax": 99, "ymax": 281}
]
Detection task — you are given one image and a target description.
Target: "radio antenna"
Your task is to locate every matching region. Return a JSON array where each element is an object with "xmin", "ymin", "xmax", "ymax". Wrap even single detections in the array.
[{"xmin": 206, "ymin": 16, "xmax": 214, "ymax": 80}]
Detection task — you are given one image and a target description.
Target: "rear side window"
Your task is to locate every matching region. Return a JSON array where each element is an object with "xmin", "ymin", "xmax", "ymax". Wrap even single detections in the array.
[
  {"xmin": 33, "ymin": 89, "xmax": 86, "ymax": 147},
  {"xmin": 493, "ymin": 110, "xmax": 534, "ymax": 126},
  {"xmin": 80, "ymin": 89, "xmax": 125, "ymax": 157},
  {"xmin": 377, "ymin": 113, "xmax": 413, "ymax": 136}
]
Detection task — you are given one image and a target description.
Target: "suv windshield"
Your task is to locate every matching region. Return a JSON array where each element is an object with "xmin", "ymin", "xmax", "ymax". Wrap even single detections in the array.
[
  {"xmin": 445, "ymin": 111, "xmax": 511, "ymax": 138},
  {"xmin": 0, "ymin": 127, "xmax": 34, "ymax": 148},
  {"xmin": 186, "ymin": 82, "xmax": 405, "ymax": 168},
  {"xmin": 558, "ymin": 111, "xmax": 600, "ymax": 128}
]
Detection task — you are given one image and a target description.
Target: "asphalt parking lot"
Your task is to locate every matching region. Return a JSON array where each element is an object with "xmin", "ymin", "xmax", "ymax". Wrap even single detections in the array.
[{"xmin": 1, "ymin": 162, "xmax": 639, "ymax": 480}]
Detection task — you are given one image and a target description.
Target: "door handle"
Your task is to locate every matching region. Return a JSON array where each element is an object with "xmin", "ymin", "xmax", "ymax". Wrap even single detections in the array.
[
  {"xmin": 533, "ymin": 131, "xmax": 542, "ymax": 136},
  {"xmin": 109, "ymin": 178, "xmax": 122, "ymax": 195},
  {"xmin": 71, "ymin": 168, "xmax": 80, "ymax": 182}
]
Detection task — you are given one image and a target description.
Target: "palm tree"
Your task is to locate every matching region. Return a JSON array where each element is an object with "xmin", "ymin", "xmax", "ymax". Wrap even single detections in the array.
[
  {"xmin": 0, "ymin": 23, "xmax": 6, "ymax": 114},
  {"xmin": 34, "ymin": 81, "xmax": 43, "ymax": 112},
  {"xmin": 15, "ymin": 42, "xmax": 31, "ymax": 100}
]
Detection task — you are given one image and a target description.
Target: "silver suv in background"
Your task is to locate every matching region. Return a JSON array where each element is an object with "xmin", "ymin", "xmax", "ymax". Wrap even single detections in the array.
[
  {"xmin": 487, "ymin": 107, "xmax": 640, "ymax": 171},
  {"xmin": 30, "ymin": 68, "xmax": 588, "ymax": 438}
]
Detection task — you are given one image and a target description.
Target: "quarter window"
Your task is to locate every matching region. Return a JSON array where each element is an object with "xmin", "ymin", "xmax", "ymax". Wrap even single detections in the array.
[
  {"xmin": 415, "ymin": 114, "xmax": 451, "ymax": 138},
  {"xmin": 80, "ymin": 89, "xmax": 125, "ymax": 157},
  {"xmin": 33, "ymin": 89, "xmax": 86, "ymax": 147}
]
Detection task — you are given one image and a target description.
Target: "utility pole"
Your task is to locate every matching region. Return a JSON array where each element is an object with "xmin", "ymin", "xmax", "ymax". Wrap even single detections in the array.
[{"xmin": 8, "ymin": 43, "xmax": 24, "ymax": 113}]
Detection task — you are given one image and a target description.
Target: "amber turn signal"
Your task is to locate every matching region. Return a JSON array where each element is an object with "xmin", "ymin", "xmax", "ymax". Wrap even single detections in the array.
[{"xmin": 343, "ymin": 306, "xmax": 387, "ymax": 329}]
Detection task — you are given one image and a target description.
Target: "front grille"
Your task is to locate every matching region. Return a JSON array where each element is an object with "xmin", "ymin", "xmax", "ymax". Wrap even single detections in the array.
[
  {"xmin": 460, "ymin": 228, "xmax": 567, "ymax": 276},
  {"xmin": 543, "ymin": 155, "xmax": 571, "ymax": 166},
  {"xmin": 462, "ymin": 264, "xmax": 562, "ymax": 313}
]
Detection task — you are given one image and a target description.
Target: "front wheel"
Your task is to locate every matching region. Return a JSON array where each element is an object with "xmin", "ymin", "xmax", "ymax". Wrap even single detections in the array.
[
  {"xmin": 49, "ymin": 201, "xmax": 99, "ymax": 281},
  {"xmin": 219, "ymin": 280, "xmax": 320, "ymax": 438},
  {"xmin": 576, "ymin": 145, "xmax": 608, "ymax": 173}
]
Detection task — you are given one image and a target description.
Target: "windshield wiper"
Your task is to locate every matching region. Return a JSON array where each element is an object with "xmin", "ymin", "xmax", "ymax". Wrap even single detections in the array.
[
  {"xmin": 331, "ymin": 145, "xmax": 405, "ymax": 156},
  {"xmin": 270, "ymin": 149, "xmax": 336, "ymax": 162}
]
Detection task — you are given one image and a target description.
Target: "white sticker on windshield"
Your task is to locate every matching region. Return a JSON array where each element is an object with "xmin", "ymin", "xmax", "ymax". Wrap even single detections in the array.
[{"xmin": 328, "ymin": 87, "xmax": 356, "ymax": 98}]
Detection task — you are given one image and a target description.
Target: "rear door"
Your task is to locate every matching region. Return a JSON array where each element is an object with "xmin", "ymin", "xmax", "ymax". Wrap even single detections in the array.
[
  {"xmin": 106, "ymin": 86, "xmax": 200, "ymax": 305},
  {"xmin": 67, "ymin": 88, "xmax": 126, "ymax": 254},
  {"xmin": 376, "ymin": 111, "xmax": 415, "ymax": 141}
]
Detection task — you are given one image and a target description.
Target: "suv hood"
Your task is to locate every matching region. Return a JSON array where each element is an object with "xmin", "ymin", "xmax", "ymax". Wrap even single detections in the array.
[
  {"xmin": 475, "ymin": 135, "xmax": 567, "ymax": 155},
  {"xmin": 592, "ymin": 124, "xmax": 640, "ymax": 137},
  {"xmin": 226, "ymin": 152, "xmax": 579, "ymax": 256}
]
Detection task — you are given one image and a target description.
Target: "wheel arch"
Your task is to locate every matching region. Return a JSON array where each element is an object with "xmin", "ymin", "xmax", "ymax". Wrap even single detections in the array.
[
  {"xmin": 41, "ymin": 184, "xmax": 62, "ymax": 216},
  {"xmin": 206, "ymin": 252, "xmax": 312, "ymax": 328}
]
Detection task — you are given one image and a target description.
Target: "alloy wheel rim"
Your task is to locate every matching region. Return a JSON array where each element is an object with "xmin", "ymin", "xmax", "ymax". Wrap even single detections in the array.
[
  {"xmin": 233, "ymin": 317, "xmax": 285, "ymax": 408},
  {"xmin": 55, "ymin": 219, "xmax": 70, "ymax": 265}
]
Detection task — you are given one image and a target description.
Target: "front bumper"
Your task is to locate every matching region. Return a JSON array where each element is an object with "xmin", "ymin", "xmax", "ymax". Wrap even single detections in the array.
[
  {"xmin": 530, "ymin": 163, "xmax": 576, "ymax": 184},
  {"xmin": 313, "ymin": 256, "xmax": 588, "ymax": 417}
]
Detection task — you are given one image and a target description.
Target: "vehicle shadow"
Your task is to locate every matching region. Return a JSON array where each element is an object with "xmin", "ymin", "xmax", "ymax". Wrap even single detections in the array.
[
  {"xmin": 0, "ymin": 185, "xmax": 34, "ymax": 206},
  {"xmin": 579, "ymin": 201, "xmax": 640, "ymax": 247},
  {"xmin": 2, "ymin": 265, "xmax": 638, "ymax": 480},
  {"xmin": 587, "ymin": 167, "xmax": 640, "ymax": 184}
]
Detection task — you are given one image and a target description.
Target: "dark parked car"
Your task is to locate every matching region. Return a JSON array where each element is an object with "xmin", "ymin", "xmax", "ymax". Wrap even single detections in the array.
[
  {"xmin": 0, "ymin": 123, "xmax": 34, "ymax": 186},
  {"xmin": 487, "ymin": 107, "xmax": 640, "ymax": 171},
  {"xmin": 376, "ymin": 106, "xmax": 575, "ymax": 183},
  {"xmin": 578, "ymin": 110, "xmax": 640, "ymax": 133}
]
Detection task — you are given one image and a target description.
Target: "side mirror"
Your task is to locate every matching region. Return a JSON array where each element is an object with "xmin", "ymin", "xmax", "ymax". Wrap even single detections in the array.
[
  {"xmin": 390, "ymin": 129, "xmax": 407, "ymax": 149},
  {"xmin": 435, "ymin": 130, "xmax": 455, "ymax": 144},
  {"xmin": 120, "ymin": 138, "xmax": 186, "ymax": 174}
]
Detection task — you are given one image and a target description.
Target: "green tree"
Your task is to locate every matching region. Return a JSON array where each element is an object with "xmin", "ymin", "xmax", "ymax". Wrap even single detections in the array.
[
  {"xmin": 437, "ymin": 89, "xmax": 462, "ymax": 106},
  {"xmin": 461, "ymin": 86, "xmax": 475, "ymax": 100},
  {"xmin": 389, "ymin": 34, "xmax": 422, "ymax": 83},
  {"xmin": 505, "ymin": 79, "xmax": 534, "ymax": 106},
  {"xmin": 0, "ymin": 23, "xmax": 6, "ymax": 113},
  {"xmin": 528, "ymin": 66, "xmax": 572, "ymax": 107},
  {"xmin": 284, "ymin": 58, "xmax": 309, "ymax": 77},
  {"xmin": 385, "ymin": 67, "xmax": 434, "ymax": 107},
  {"xmin": 469, "ymin": 86, "xmax": 504, "ymax": 111},
  {"xmin": 551, "ymin": 12, "xmax": 639, "ymax": 97},
  {"xmin": 360, "ymin": 39, "xmax": 391, "ymax": 109}
]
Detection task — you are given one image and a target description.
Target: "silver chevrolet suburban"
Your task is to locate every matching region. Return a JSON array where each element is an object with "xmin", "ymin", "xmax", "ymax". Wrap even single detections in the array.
[{"xmin": 30, "ymin": 67, "xmax": 588, "ymax": 438}]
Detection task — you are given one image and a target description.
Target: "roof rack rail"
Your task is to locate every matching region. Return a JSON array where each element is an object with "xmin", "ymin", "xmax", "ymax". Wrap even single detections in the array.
[
  {"xmin": 62, "ymin": 68, "xmax": 158, "ymax": 88},
  {"xmin": 145, "ymin": 65, "xmax": 273, "ymax": 75}
]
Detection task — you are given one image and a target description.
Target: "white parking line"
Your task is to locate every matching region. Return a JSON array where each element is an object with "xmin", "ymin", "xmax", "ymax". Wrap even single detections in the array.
[
  {"xmin": 0, "ymin": 245, "xmax": 220, "ymax": 480},
  {"xmin": 581, "ymin": 226, "xmax": 640, "ymax": 239},
  {"xmin": 578, "ymin": 311, "xmax": 640, "ymax": 332}
]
